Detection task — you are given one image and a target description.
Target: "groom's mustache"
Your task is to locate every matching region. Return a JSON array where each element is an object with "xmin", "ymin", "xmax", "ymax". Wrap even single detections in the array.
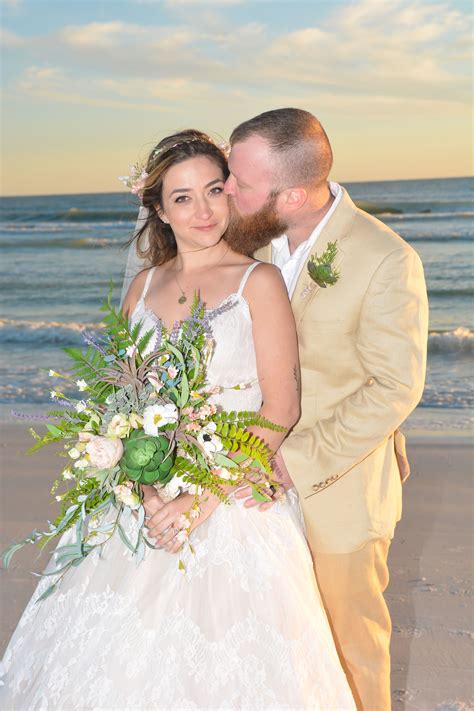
[{"xmin": 224, "ymin": 195, "xmax": 288, "ymax": 256}]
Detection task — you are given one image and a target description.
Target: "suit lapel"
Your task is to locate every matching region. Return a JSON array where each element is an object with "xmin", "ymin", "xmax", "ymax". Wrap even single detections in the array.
[
  {"xmin": 252, "ymin": 188, "xmax": 358, "ymax": 324},
  {"xmin": 253, "ymin": 243, "xmax": 272, "ymax": 264},
  {"xmin": 291, "ymin": 188, "xmax": 357, "ymax": 324}
]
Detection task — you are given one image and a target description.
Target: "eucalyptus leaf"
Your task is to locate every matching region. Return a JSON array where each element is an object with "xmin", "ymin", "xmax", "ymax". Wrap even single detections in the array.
[
  {"xmin": 166, "ymin": 343, "xmax": 185, "ymax": 364},
  {"xmin": 251, "ymin": 486, "xmax": 271, "ymax": 503},
  {"xmin": 228, "ymin": 452, "xmax": 248, "ymax": 464},
  {"xmin": 179, "ymin": 370, "xmax": 190, "ymax": 407},
  {"xmin": 35, "ymin": 583, "xmax": 58, "ymax": 603},
  {"xmin": 136, "ymin": 505, "xmax": 145, "ymax": 531},
  {"xmin": 117, "ymin": 523, "xmax": 135, "ymax": 553},
  {"xmin": 214, "ymin": 453, "xmax": 238, "ymax": 468},
  {"xmin": 3, "ymin": 541, "xmax": 28, "ymax": 569},
  {"xmin": 135, "ymin": 538, "xmax": 145, "ymax": 565}
]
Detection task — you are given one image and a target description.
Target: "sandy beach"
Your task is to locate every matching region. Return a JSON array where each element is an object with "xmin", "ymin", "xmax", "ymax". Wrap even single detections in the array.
[{"xmin": 0, "ymin": 422, "xmax": 472, "ymax": 710}]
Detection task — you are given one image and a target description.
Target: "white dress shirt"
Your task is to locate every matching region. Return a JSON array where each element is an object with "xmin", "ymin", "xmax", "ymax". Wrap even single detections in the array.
[{"xmin": 271, "ymin": 182, "xmax": 342, "ymax": 298}]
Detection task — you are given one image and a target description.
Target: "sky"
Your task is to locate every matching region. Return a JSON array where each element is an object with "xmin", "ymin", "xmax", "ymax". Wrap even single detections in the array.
[{"xmin": 1, "ymin": 0, "xmax": 472, "ymax": 196}]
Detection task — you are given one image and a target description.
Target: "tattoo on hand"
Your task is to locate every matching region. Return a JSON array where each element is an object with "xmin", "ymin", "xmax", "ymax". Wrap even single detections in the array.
[
  {"xmin": 271, "ymin": 456, "xmax": 284, "ymax": 481},
  {"xmin": 293, "ymin": 365, "xmax": 301, "ymax": 395}
]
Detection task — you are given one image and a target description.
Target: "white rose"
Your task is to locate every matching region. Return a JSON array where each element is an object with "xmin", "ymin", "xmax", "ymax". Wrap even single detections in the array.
[
  {"xmin": 143, "ymin": 403, "xmax": 179, "ymax": 436},
  {"xmin": 129, "ymin": 412, "xmax": 144, "ymax": 429},
  {"xmin": 85, "ymin": 436, "xmax": 123, "ymax": 469},
  {"xmin": 74, "ymin": 458, "xmax": 89, "ymax": 470},
  {"xmin": 162, "ymin": 474, "xmax": 189, "ymax": 500},
  {"xmin": 107, "ymin": 413, "xmax": 131, "ymax": 438},
  {"xmin": 113, "ymin": 484, "xmax": 140, "ymax": 510}
]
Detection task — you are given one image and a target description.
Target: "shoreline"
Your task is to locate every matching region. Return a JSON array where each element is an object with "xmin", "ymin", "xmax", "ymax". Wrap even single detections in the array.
[
  {"xmin": 0, "ymin": 424, "xmax": 472, "ymax": 709},
  {"xmin": 2, "ymin": 403, "xmax": 473, "ymax": 440}
]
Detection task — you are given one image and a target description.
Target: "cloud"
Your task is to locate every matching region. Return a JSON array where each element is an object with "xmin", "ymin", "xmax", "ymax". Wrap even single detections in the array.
[
  {"xmin": 259, "ymin": 0, "xmax": 470, "ymax": 103},
  {"xmin": 18, "ymin": 65, "xmax": 65, "ymax": 92},
  {"xmin": 60, "ymin": 21, "xmax": 151, "ymax": 47},
  {"xmin": 7, "ymin": 0, "xmax": 472, "ymax": 114},
  {"xmin": 98, "ymin": 77, "xmax": 213, "ymax": 101},
  {"xmin": 0, "ymin": 27, "xmax": 25, "ymax": 47}
]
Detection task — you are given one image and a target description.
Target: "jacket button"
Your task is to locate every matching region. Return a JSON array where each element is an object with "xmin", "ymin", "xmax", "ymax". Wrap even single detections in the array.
[{"xmin": 366, "ymin": 377, "xmax": 375, "ymax": 386}]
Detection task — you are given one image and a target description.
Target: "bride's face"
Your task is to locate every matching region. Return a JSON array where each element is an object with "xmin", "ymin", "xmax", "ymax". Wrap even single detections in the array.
[{"xmin": 158, "ymin": 156, "xmax": 229, "ymax": 249}]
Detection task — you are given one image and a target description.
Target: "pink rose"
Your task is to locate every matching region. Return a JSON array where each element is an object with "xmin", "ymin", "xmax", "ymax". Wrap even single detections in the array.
[{"xmin": 85, "ymin": 435, "xmax": 123, "ymax": 469}]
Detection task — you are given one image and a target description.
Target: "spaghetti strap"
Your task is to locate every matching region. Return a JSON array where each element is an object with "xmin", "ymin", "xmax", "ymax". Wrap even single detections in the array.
[
  {"xmin": 140, "ymin": 267, "xmax": 156, "ymax": 301},
  {"xmin": 237, "ymin": 262, "xmax": 261, "ymax": 297}
]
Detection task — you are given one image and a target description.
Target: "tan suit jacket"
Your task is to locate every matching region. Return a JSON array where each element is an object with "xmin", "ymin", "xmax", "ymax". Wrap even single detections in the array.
[{"xmin": 254, "ymin": 188, "xmax": 429, "ymax": 554}]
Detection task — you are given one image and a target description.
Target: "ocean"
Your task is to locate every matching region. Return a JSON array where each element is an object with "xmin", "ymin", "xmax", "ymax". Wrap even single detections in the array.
[{"xmin": 1, "ymin": 177, "xmax": 472, "ymax": 433}]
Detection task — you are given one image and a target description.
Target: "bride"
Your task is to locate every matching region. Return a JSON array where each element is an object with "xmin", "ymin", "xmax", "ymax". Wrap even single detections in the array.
[{"xmin": 0, "ymin": 129, "xmax": 355, "ymax": 710}]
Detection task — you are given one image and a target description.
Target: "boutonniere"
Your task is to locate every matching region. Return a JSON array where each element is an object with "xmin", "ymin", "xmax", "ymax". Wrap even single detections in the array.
[{"xmin": 307, "ymin": 241, "xmax": 340, "ymax": 288}]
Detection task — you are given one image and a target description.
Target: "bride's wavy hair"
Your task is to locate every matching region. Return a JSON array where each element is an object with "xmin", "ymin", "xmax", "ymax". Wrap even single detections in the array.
[{"xmin": 131, "ymin": 129, "xmax": 229, "ymax": 266}]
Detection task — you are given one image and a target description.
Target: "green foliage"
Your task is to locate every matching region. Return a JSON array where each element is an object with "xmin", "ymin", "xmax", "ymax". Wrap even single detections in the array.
[
  {"xmin": 307, "ymin": 240, "xmax": 340, "ymax": 288},
  {"xmin": 210, "ymin": 410, "xmax": 287, "ymax": 432},
  {"xmin": 121, "ymin": 430, "xmax": 175, "ymax": 485},
  {"xmin": 3, "ymin": 281, "xmax": 288, "ymax": 598},
  {"xmin": 173, "ymin": 455, "xmax": 229, "ymax": 503}
]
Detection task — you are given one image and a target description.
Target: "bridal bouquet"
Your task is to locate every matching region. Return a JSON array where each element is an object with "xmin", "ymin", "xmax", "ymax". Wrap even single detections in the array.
[{"xmin": 3, "ymin": 289, "xmax": 284, "ymax": 600}]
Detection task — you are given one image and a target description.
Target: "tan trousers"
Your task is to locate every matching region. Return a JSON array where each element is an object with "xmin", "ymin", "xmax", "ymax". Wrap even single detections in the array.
[{"xmin": 313, "ymin": 538, "xmax": 392, "ymax": 711}]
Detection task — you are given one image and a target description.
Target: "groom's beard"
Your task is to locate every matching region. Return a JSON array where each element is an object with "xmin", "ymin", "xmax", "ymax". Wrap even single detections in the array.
[{"xmin": 224, "ymin": 195, "xmax": 288, "ymax": 256}]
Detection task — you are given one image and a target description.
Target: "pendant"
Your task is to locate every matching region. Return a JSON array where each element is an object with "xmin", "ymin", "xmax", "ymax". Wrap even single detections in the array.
[{"xmin": 178, "ymin": 294, "xmax": 187, "ymax": 304}]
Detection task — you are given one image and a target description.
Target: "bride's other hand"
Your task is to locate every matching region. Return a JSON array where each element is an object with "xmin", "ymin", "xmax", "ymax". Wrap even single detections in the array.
[
  {"xmin": 141, "ymin": 484, "xmax": 165, "ymax": 519},
  {"xmin": 234, "ymin": 451, "xmax": 293, "ymax": 510},
  {"xmin": 146, "ymin": 492, "xmax": 220, "ymax": 554},
  {"xmin": 271, "ymin": 450, "xmax": 294, "ymax": 489}
]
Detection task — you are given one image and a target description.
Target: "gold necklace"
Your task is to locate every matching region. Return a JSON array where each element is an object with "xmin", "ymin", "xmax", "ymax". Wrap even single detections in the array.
[{"xmin": 174, "ymin": 244, "xmax": 230, "ymax": 304}]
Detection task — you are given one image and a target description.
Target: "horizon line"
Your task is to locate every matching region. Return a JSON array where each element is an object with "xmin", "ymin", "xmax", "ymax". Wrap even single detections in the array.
[{"xmin": 1, "ymin": 175, "xmax": 472, "ymax": 199}]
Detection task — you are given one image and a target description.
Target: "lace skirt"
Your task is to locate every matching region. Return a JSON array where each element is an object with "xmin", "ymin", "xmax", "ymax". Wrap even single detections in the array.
[{"xmin": 0, "ymin": 490, "xmax": 355, "ymax": 710}]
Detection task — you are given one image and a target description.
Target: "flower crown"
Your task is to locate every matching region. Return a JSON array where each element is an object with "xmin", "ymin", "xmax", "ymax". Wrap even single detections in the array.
[{"xmin": 118, "ymin": 136, "xmax": 230, "ymax": 199}]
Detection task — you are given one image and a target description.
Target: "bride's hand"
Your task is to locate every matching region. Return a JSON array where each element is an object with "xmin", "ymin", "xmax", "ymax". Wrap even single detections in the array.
[
  {"xmin": 146, "ymin": 491, "xmax": 220, "ymax": 554},
  {"xmin": 234, "ymin": 450, "xmax": 293, "ymax": 509},
  {"xmin": 141, "ymin": 484, "xmax": 165, "ymax": 518}
]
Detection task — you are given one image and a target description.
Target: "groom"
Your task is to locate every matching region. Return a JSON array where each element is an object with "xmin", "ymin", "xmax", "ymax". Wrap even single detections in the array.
[{"xmin": 223, "ymin": 108, "xmax": 428, "ymax": 710}]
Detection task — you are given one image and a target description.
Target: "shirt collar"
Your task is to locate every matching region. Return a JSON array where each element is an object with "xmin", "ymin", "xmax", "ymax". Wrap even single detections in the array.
[{"xmin": 271, "ymin": 181, "xmax": 342, "ymax": 252}]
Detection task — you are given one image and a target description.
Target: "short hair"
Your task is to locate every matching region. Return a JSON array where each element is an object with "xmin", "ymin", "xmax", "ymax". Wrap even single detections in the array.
[{"xmin": 230, "ymin": 108, "xmax": 333, "ymax": 191}]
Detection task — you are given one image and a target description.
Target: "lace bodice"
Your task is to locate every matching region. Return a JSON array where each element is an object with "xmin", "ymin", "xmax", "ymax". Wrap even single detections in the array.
[{"xmin": 130, "ymin": 263, "xmax": 263, "ymax": 412}]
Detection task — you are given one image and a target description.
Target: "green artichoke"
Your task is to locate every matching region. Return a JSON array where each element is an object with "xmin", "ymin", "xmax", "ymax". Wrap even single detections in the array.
[{"xmin": 120, "ymin": 429, "xmax": 175, "ymax": 485}]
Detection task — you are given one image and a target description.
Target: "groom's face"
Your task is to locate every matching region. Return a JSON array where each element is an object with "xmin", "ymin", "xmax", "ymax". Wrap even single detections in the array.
[
  {"xmin": 224, "ymin": 136, "xmax": 278, "ymax": 216},
  {"xmin": 223, "ymin": 135, "xmax": 288, "ymax": 253}
]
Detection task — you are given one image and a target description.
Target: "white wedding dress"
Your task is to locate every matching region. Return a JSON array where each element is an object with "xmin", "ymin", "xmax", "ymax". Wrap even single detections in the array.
[{"xmin": 0, "ymin": 263, "xmax": 355, "ymax": 710}]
